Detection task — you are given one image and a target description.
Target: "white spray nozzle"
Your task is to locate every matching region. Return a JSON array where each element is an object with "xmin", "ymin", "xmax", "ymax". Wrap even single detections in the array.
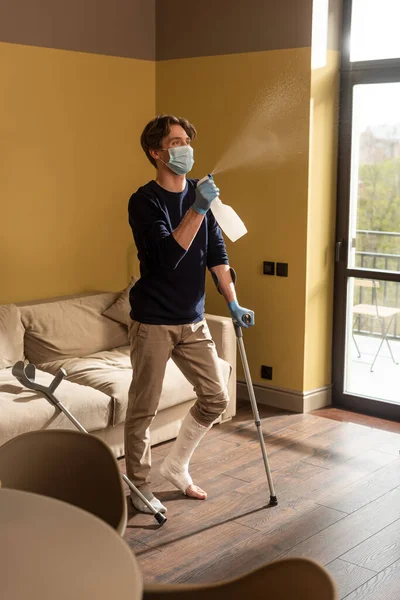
[{"xmin": 197, "ymin": 174, "xmax": 212, "ymax": 187}]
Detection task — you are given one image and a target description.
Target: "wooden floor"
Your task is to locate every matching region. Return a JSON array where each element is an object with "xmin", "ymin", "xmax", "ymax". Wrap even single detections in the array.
[{"xmin": 120, "ymin": 401, "xmax": 400, "ymax": 599}]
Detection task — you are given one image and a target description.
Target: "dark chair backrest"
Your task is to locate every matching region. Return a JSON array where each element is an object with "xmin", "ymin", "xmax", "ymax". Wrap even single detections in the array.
[{"xmin": 0, "ymin": 429, "xmax": 127, "ymax": 534}]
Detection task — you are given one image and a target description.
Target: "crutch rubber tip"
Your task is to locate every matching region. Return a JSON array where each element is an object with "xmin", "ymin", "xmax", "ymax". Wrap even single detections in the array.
[
  {"xmin": 155, "ymin": 512, "xmax": 167, "ymax": 526},
  {"xmin": 269, "ymin": 496, "xmax": 278, "ymax": 506}
]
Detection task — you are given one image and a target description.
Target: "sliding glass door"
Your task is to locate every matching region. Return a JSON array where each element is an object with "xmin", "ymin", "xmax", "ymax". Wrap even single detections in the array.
[{"xmin": 333, "ymin": 0, "xmax": 400, "ymax": 419}]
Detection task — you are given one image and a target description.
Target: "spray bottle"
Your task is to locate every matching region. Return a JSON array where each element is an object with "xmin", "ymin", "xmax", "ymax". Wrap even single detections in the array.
[{"xmin": 197, "ymin": 174, "xmax": 247, "ymax": 243}]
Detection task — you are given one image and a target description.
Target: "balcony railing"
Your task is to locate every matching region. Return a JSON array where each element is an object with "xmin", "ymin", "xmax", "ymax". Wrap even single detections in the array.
[{"xmin": 354, "ymin": 230, "xmax": 400, "ymax": 339}]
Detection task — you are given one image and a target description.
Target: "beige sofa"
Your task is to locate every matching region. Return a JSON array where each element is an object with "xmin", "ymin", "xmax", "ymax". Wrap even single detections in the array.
[{"xmin": 0, "ymin": 284, "xmax": 236, "ymax": 457}]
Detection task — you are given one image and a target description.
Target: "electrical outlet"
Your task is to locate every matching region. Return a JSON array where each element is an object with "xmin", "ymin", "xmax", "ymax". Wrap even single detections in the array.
[
  {"xmin": 263, "ymin": 261, "xmax": 275, "ymax": 275},
  {"xmin": 261, "ymin": 365, "xmax": 273, "ymax": 380},
  {"xmin": 276, "ymin": 262, "xmax": 288, "ymax": 277}
]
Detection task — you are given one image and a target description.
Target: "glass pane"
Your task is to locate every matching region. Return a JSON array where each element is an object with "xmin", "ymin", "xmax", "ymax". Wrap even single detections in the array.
[
  {"xmin": 348, "ymin": 83, "xmax": 400, "ymax": 273},
  {"xmin": 345, "ymin": 277, "xmax": 400, "ymax": 404},
  {"xmin": 350, "ymin": 0, "xmax": 400, "ymax": 62}
]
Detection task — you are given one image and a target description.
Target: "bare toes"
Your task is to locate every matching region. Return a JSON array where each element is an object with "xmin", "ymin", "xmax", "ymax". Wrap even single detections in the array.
[{"xmin": 185, "ymin": 484, "xmax": 207, "ymax": 499}]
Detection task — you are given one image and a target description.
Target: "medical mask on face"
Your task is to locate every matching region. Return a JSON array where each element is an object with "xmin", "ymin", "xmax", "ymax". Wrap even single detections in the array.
[{"xmin": 160, "ymin": 145, "xmax": 194, "ymax": 175}]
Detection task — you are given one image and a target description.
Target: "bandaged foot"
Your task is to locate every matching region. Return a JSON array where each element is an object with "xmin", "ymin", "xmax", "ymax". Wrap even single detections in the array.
[
  {"xmin": 131, "ymin": 490, "xmax": 167, "ymax": 514},
  {"xmin": 160, "ymin": 412, "xmax": 212, "ymax": 498}
]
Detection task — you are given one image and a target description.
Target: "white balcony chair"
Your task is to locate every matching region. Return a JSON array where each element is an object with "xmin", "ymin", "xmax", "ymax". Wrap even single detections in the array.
[{"xmin": 352, "ymin": 279, "xmax": 400, "ymax": 372}]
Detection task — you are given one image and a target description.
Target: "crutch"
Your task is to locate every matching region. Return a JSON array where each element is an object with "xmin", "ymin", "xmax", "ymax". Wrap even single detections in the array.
[
  {"xmin": 212, "ymin": 270, "xmax": 278, "ymax": 506},
  {"xmin": 12, "ymin": 361, "xmax": 167, "ymax": 526}
]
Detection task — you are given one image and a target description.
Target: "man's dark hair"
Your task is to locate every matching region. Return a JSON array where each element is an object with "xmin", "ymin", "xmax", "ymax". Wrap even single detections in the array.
[{"xmin": 140, "ymin": 114, "xmax": 197, "ymax": 168}]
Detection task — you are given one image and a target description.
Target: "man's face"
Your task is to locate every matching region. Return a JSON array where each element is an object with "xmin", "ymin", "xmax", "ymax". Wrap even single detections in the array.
[{"xmin": 152, "ymin": 125, "xmax": 191, "ymax": 164}]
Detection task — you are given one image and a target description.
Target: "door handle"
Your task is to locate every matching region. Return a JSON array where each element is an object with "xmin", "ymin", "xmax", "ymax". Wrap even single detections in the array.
[{"xmin": 335, "ymin": 240, "xmax": 344, "ymax": 262}]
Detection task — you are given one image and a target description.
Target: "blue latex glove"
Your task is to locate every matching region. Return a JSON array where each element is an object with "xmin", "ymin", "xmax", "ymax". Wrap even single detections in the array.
[
  {"xmin": 192, "ymin": 176, "xmax": 219, "ymax": 215},
  {"xmin": 228, "ymin": 300, "xmax": 255, "ymax": 328}
]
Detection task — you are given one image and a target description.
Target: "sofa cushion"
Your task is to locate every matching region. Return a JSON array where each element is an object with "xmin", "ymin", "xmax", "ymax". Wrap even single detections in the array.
[
  {"xmin": 0, "ymin": 368, "xmax": 113, "ymax": 447},
  {"xmin": 0, "ymin": 304, "xmax": 25, "ymax": 370},
  {"xmin": 20, "ymin": 293, "xmax": 129, "ymax": 365},
  {"xmin": 39, "ymin": 346, "xmax": 232, "ymax": 426},
  {"xmin": 102, "ymin": 277, "xmax": 138, "ymax": 327}
]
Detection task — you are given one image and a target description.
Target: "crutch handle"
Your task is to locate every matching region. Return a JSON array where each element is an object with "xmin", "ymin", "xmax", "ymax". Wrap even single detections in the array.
[
  {"xmin": 233, "ymin": 314, "xmax": 252, "ymax": 338},
  {"xmin": 242, "ymin": 313, "xmax": 252, "ymax": 326},
  {"xmin": 48, "ymin": 368, "xmax": 67, "ymax": 393}
]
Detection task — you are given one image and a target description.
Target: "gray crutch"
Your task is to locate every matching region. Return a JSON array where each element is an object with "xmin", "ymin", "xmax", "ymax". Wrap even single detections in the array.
[
  {"xmin": 212, "ymin": 270, "xmax": 278, "ymax": 506},
  {"xmin": 12, "ymin": 361, "xmax": 167, "ymax": 526}
]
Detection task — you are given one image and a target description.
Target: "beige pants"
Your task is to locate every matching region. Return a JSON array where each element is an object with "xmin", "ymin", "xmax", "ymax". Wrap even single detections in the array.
[{"xmin": 124, "ymin": 319, "xmax": 229, "ymax": 489}]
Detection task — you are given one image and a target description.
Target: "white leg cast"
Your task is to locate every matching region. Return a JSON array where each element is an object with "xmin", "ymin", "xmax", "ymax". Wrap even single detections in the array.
[{"xmin": 160, "ymin": 412, "xmax": 211, "ymax": 494}]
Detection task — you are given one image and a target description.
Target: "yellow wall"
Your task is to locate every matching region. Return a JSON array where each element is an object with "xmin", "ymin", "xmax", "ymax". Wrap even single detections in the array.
[
  {"xmin": 1, "ymin": 36, "xmax": 340, "ymax": 397},
  {"xmin": 304, "ymin": 50, "xmax": 340, "ymax": 391},
  {"xmin": 157, "ymin": 49, "xmax": 312, "ymax": 390},
  {"xmin": 0, "ymin": 41, "xmax": 155, "ymax": 304}
]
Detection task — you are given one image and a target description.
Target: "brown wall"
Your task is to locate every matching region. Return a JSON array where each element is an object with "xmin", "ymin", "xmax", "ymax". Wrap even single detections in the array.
[
  {"xmin": 156, "ymin": 0, "xmax": 312, "ymax": 60},
  {"xmin": 0, "ymin": 0, "xmax": 155, "ymax": 60}
]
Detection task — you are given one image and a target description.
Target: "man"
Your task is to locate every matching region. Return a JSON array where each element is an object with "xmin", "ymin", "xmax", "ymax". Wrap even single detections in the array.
[{"xmin": 126, "ymin": 114, "xmax": 254, "ymax": 514}]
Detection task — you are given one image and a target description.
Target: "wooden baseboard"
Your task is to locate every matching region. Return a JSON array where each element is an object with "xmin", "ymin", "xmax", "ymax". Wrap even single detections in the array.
[{"xmin": 237, "ymin": 381, "xmax": 332, "ymax": 413}]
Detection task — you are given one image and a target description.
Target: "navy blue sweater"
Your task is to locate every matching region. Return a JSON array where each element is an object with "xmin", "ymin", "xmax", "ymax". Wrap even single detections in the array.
[{"xmin": 128, "ymin": 178, "xmax": 229, "ymax": 325}]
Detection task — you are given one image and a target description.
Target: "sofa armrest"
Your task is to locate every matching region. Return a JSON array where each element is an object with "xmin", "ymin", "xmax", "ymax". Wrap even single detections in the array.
[{"xmin": 204, "ymin": 313, "xmax": 236, "ymax": 421}]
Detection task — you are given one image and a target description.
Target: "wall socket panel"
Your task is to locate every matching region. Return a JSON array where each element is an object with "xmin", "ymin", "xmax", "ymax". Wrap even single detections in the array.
[
  {"xmin": 263, "ymin": 261, "xmax": 275, "ymax": 275},
  {"xmin": 276, "ymin": 262, "xmax": 288, "ymax": 277},
  {"xmin": 261, "ymin": 365, "xmax": 273, "ymax": 380}
]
